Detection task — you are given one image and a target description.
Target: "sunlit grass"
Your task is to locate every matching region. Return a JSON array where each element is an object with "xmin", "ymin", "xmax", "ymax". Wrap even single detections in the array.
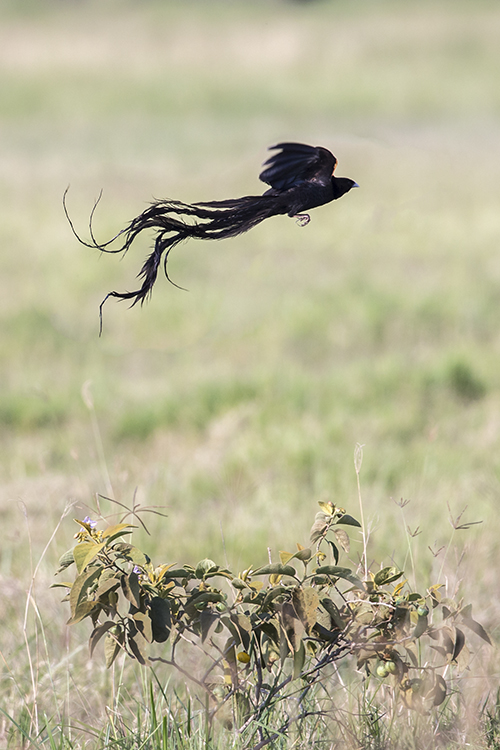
[{"xmin": 0, "ymin": 0, "xmax": 500, "ymax": 746}]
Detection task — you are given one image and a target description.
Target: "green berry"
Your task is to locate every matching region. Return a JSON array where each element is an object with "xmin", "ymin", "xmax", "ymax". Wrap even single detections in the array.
[{"xmin": 386, "ymin": 661, "xmax": 397, "ymax": 674}]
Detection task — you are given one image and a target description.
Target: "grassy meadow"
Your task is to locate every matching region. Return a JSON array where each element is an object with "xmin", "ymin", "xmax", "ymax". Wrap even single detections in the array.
[{"xmin": 1, "ymin": 0, "xmax": 500, "ymax": 746}]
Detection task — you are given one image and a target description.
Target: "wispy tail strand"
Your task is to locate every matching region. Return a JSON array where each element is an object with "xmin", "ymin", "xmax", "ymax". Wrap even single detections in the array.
[{"xmin": 63, "ymin": 190, "xmax": 281, "ymax": 333}]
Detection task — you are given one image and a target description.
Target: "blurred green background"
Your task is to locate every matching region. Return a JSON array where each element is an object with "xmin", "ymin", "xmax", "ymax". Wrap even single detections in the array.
[{"xmin": 0, "ymin": 0, "xmax": 499, "ymax": 721}]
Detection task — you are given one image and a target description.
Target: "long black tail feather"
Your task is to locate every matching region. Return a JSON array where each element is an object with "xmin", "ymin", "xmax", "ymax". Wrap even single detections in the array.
[{"xmin": 63, "ymin": 189, "xmax": 283, "ymax": 332}]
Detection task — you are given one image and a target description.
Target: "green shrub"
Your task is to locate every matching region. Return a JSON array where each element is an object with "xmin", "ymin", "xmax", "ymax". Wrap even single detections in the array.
[{"xmin": 55, "ymin": 500, "xmax": 490, "ymax": 747}]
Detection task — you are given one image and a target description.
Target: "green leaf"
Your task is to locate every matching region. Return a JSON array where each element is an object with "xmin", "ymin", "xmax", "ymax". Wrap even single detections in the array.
[
  {"xmin": 128, "ymin": 547, "xmax": 151, "ymax": 567},
  {"xmin": 133, "ymin": 611, "xmax": 153, "ymax": 643},
  {"xmin": 321, "ymin": 597, "xmax": 345, "ymax": 630},
  {"xmin": 460, "ymin": 612, "xmax": 492, "ymax": 645},
  {"xmin": 161, "ymin": 567, "xmax": 192, "ymax": 580},
  {"xmin": 431, "ymin": 674, "xmax": 447, "ymax": 707},
  {"xmin": 102, "ymin": 523, "xmax": 135, "ymax": 543},
  {"xmin": 326, "ymin": 539, "xmax": 339, "ymax": 565},
  {"xmin": 69, "ymin": 566, "xmax": 101, "ymax": 618},
  {"xmin": 195, "ymin": 558, "xmax": 218, "ymax": 579},
  {"xmin": 333, "ymin": 528, "xmax": 350, "ymax": 554},
  {"xmin": 374, "ymin": 566, "xmax": 403, "ymax": 587},
  {"xmin": 90, "ymin": 621, "xmax": 117, "ymax": 657},
  {"xmin": 337, "ymin": 514, "xmax": 361, "ymax": 528},
  {"xmin": 150, "ymin": 597, "xmax": 171, "ymax": 643},
  {"xmin": 221, "ymin": 615, "xmax": 241, "ymax": 646},
  {"xmin": 295, "ymin": 547, "xmax": 312, "ymax": 562},
  {"xmin": 281, "ymin": 601, "xmax": 304, "ymax": 653},
  {"xmin": 95, "ymin": 576, "xmax": 121, "ymax": 599},
  {"xmin": 453, "ymin": 628, "xmax": 466, "ymax": 661},
  {"xmin": 231, "ymin": 613, "xmax": 252, "ymax": 651},
  {"xmin": 127, "ymin": 629, "xmax": 149, "ymax": 665},
  {"xmin": 412, "ymin": 613, "xmax": 428, "ymax": 640},
  {"xmin": 73, "ymin": 542, "xmax": 105, "ymax": 574},
  {"xmin": 262, "ymin": 586, "xmax": 288, "ymax": 607},
  {"xmin": 200, "ymin": 609, "xmax": 219, "ymax": 644},
  {"xmin": 185, "ymin": 590, "xmax": 225, "ymax": 617},
  {"xmin": 280, "ymin": 548, "xmax": 312, "ymax": 566},
  {"xmin": 310, "ymin": 515, "xmax": 329, "ymax": 544},
  {"xmin": 253, "ymin": 563, "xmax": 297, "ymax": 577},
  {"xmin": 315, "ymin": 566, "xmax": 364, "ymax": 589},
  {"xmin": 121, "ymin": 571, "xmax": 141, "ymax": 609},
  {"xmin": 104, "ymin": 630, "xmax": 123, "ymax": 668},
  {"xmin": 292, "ymin": 587, "xmax": 319, "ymax": 635},
  {"xmin": 67, "ymin": 600, "xmax": 98, "ymax": 625},
  {"xmin": 407, "ymin": 592, "xmax": 423, "ymax": 602},
  {"xmin": 57, "ymin": 549, "xmax": 75, "ymax": 572}
]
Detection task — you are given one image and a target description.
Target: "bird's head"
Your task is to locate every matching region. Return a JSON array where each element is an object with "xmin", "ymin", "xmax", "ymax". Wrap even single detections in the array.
[{"xmin": 332, "ymin": 176, "xmax": 359, "ymax": 200}]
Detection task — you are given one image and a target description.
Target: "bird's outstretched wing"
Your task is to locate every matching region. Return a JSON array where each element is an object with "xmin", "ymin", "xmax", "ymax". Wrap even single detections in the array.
[{"xmin": 259, "ymin": 142, "xmax": 337, "ymax": 191}]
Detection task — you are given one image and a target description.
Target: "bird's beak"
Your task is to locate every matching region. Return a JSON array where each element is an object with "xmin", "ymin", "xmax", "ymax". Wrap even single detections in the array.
[{"xmin": 352, "ymin": 182, "xmax": 359, "ymax": 188}]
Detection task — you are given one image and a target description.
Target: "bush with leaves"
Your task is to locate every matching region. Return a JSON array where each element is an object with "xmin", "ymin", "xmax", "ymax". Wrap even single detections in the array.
[{"xmin": 55, "ymin": 500, "xmax": 490, "ymax": 746}]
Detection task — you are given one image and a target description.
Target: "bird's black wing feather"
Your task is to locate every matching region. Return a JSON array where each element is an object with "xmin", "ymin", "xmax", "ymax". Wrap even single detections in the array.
[{"xmin": 259, "ymin": 142, "xmax": 337, "ymax": 191}]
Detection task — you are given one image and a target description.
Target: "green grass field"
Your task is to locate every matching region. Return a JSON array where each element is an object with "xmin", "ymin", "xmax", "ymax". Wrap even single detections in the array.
[{"xmin": 1, "ymin": 0, "xmax": 500, "ymax": 746}]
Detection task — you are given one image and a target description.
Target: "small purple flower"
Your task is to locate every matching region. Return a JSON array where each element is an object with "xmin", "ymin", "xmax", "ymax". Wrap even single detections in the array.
[{"xmin": 82, "ymin": 516, "xmax": 97, "ymax": 530}]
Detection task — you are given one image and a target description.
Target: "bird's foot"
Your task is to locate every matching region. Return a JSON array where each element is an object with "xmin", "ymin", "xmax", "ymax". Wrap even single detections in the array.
[{"xmin": 294, "ymin": 213, "xmax": 311, "ymax": 227}]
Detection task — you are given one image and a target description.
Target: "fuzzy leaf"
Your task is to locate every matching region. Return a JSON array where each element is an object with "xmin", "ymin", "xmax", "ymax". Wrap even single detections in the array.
[
  {"xmin": 280, "ymin": 548, "xmax": 312, "ymax": 565},
  {"xmin": 121, "ymin": 572, "xmax": 141, "ymax": 609},
  {"xmin": 321, "ymin": 598, "xmax": 345, "ymax": 630},
  {"xmin": 254, "ymin": 563, "xmax": 297, "ymax": 577},
  {"xmin": 67, "ymin": 600, "xmax": 98, "ymax": 625},
  {"xmin": 101, "ymin": 523, "xmax": 135, "ymax": 543},
  {"xmin": 104, "ymin": 631, "xmax": 123, "ymax": 668},
  {"xmin": 69, "ymin": 566, "xmax": 101, "ymax": 617},
  {"xmin": 90, "ymin": 621, "xmax": 117, "ymax": 657},
  {"xmin": 460, "ymin": 613, "xmax": 492, "ymax": 645},
  {"xmin": 374, "ymin": 566, "xmax": 403, "ymax": 587},
  {"xmin": 412, "ymin": 613, "xmax": 428, "ymax": 640},
  {"xmin": 337, "ymin": 514, "xmax": 361, "ymax": 528},
  {"xmin": 200, "ymin": 609, "xmax": 219, "ymax": 644},
  {"xmin": 95, "ymin": 576, "xmax": 121, "ymax": 600},
  {"xmin": 73, "ymin": 542, "xmax": 105, "ymax": 574},
  {"xmin": 310, "ymin": 517, "xmax": 329, "ymax": 544},
  {"xmin": 127, "ymin": 629, "xmax": 149, "ymax": 665},
  {"xmin": 195, "ymin": 558, "xmax": 218, "ymax": 579},
  {"xmin": 150, "ymin": 597, "xmax": 171, "ymax": 643},
  {"xmin": 452, "ymin": 627, "xmax": 466, "ymax": 662},
  {"xmin": 124, "ymin": 546, "xmax": 150, "ymax": 568},
  {"xmin": 161, "ymin": 567, "xmax": 192, "ymax": 580},
  {"xmin": 315, "ymin": 566, "xmax": 364, "ymax": 589},
  {"xmin": 281, "ymin": 601, "xmax": 303, "ymax": 653},
  {"xmin": 326, "ymin": 540, "xmax": 339, "ymax": 565},
  {"xmin": 133, "ymin": 611, "xmax": 153, "ymax": 643},
  {"xmin": 333, "ymin": 528, "xmax": 350, "ymax": 554},
  {"xmin": 292, "ymin": 587, "xmax": 319, "ymax": 635},
  {"xmin": 57, "ymin": 549, "xmax": 75, "ymax": 572}
]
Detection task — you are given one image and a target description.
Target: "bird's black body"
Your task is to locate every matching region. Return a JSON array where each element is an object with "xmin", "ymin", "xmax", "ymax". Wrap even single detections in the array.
[{"xmin": 65, "ymin": 142, "xmax": 357, "ymax": 325}]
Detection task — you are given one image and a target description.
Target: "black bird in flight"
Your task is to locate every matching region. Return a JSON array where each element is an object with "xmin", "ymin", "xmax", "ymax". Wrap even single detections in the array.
[{"xmin": 64, "ymin": 142, "xmax": 357, "ymax": 327}]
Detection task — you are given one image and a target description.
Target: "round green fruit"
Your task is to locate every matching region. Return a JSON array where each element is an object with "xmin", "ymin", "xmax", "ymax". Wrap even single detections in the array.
[{"xmin": 376, "ymin": 664, "xmax": 388, "ymax": 679}]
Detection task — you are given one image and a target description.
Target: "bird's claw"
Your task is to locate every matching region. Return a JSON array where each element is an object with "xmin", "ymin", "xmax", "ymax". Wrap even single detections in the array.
[{"xmin": 294, "ymin": 213, "xmax": 311, "ymax": 227}]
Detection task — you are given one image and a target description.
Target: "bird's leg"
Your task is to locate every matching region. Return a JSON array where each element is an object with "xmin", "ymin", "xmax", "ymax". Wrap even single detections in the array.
[{"xmin": 294, "ymin": 213, "xmax": 310, "ymax": 227}]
